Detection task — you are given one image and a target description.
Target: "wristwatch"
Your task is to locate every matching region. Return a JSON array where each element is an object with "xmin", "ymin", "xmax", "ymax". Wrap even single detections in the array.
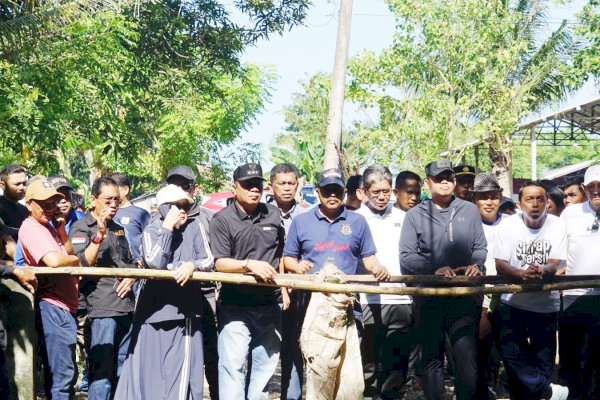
[
  {"xmin": 241, "ymin": 259, "xmax": 250, "ymax": 273},
  {"xmin": 92, "ymin": 234, "xmax": 104, "ymax": 245}
]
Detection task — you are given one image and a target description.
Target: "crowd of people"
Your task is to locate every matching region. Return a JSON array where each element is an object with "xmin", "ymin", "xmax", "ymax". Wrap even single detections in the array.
[{"xmin": 0, "ymin": 159, "xmax": 599, "ymax": 400}]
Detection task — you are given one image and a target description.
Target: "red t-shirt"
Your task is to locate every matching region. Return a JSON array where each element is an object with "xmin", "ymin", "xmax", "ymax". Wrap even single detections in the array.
[{"xmin": 19, "ymin": 217, "xmax": 79, "ymax": 313}]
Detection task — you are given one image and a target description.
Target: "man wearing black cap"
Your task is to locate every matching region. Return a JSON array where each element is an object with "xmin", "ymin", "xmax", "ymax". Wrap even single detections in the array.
[
  {"xmin": 453, "ymin": 164, "xmax": 477, "ymax": 202},
  {"xmin": 209, "ymin": 162, "xmax": 285, "ymax": 400},
  {"xmin": 400, "ymin": 160, "xmax": 487, "ymax": 400},
  {"xmin": 165, "ymin": 165, "xmax": 219, "ymax": 399}
]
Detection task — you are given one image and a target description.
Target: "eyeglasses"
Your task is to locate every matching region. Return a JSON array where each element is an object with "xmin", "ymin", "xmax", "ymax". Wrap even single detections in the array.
[
  {"xmin": 98, "ymin": 197, "xmax": 120, "ymax": 206},
  {"xmin": 367, "ymin": 189, "xmax": 392, "ymax": 197},
  {"xmin": 432, "ymin": 174, "xmax": 455, "ymax": 183},
  {"xmin": 33, "ymin": 199, "xmax": 59, "ymax": 211},
  {"xmin": 172, "ymin": 202, "xmax": 191, "ymax": 211},
  {"xmin": 591, "ymin": 212, "xmax": 600, "ymax": 231},
  {"xmin": 239, "ymin": 180, "xmax": 264, "ymax": 190}
]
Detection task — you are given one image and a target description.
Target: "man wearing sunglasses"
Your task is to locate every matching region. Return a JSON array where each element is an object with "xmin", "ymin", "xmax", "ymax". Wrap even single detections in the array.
[
  {"xmin": 209, "ymin": 162, "xmax": 285, "ymax": 400},
  {"xmin": 68, "ymin": 177, "xmax": 136, "ymax": 399},
  {"xmin": 558, "ymin": 165, "xmax": 600, "ymax": 399},
  {"xmin": 282, "ymin": 167, "xmax": 390, "ymax": 399},
  {"xmin": 19, "ymin": 179, "xmax": 82, "ymax": 399},
  {"xmin": 400, "ymin": 160, "xmax": 487, "ymax": 400},
  {"xmin": 166, "ymin": 165, "xmax": 219, "ymax": 399}
]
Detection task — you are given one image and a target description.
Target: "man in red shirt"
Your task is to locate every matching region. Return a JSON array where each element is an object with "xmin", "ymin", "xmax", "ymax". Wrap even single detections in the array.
[{"xmin": 19, "ymin": 179, "xmax": 80, "ymax": 400}]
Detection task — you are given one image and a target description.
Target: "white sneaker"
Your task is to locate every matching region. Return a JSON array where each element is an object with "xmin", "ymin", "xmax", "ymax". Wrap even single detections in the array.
[{"xmin": 549, "ymin": 383, "xmax": 569, "ymax": 400}]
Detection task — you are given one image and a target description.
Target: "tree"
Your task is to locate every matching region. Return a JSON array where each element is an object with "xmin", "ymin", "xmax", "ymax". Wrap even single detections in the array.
[
  {"xmin": 571, "ymin": 0, "xmax": 600, "ymax": 85},
  {"xmin": 0, "ymin": 0, "xmax": 309, "ymax": 192},
  {"xmin": 349, "ymin": 0, "xmax": 578, "ymax": 194},
  {"xmin": 270, "ymin": 72, "xmax": 376, "ymax": 183}
]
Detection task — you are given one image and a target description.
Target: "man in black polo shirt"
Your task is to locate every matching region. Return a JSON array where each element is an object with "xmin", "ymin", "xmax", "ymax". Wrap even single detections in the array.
[
  {"xmin": 69, "ymin": 177, "xmax": 136, "ymax": 399},
  {"xmin": 0, "ymin": 164, "xmax": 28, "ymax": 241},
  {"xmin": 209, "ymin": 162, "xmax": 285, "ymax": 400}
]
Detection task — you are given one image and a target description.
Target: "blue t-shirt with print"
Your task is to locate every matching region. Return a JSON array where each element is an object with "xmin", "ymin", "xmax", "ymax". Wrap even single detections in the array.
[{"xmin": 283, "ymin": 206, "xmax": 377, "ymax": 274}]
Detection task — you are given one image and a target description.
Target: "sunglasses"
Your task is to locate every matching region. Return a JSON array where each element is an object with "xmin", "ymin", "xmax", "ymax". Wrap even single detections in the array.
[{"xmin": 590, "ymin": 212, "xmax": 600, "ymax": 231}]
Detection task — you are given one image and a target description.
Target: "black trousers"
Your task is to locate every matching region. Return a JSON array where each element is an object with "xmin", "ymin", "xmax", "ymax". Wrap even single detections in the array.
[
  {"xmin": 361, "ymin": 303, "xmax": 413, "ymax": 400},
  {"xmin": 559, "ymin": 295, "xmax": 600, "ymax": 400},
  {"xmin": 413, "ymin": 296, "xmax": 479, "ymax": 400}
]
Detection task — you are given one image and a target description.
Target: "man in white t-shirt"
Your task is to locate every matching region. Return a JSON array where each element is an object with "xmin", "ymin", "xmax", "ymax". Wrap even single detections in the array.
[
  {"xmin": 558, "ymin": 165, "xmax": 600, "ymax": 399},
  {"xmin": 471, "ymin": 172, "xmax": 505, "ymax": 398},
  {"xmin": 356, "ymin": 165, "xmax": 412, "ymax": 400},
  {"xmin": 493, "ymin": 181, "xmax": 568, "ymax": 400}
]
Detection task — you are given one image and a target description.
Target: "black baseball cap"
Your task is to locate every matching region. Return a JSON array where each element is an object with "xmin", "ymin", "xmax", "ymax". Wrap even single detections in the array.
[
  {"xmin": 318, "ymin": 168, "xmax": 345, "ymax": 187},
  {"xmin": 233, "ymin": 163, "xmax": 265, "ymax": 182},
  {"xmin": 166, "ymin": 166, "xmax": 197, "ymax": 182},
  {"xmin": 48, "ymin": 175, "xmax": 73, "ymax": 191},
  {"xmin": 424, "ymin": 160, "xmax": 454, "ymax": 177}
]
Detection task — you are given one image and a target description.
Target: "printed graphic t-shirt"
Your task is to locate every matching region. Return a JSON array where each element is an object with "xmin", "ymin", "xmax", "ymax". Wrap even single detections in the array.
[{"xmin": 493, "ymin": 213, "xmax": 567, "ymax": 313}]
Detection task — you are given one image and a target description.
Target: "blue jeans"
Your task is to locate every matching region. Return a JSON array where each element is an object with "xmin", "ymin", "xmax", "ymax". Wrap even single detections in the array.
[
  {"xmin": 88, "ymin": 315, "xmax": 133, "ymax": 400},
  {"xmin": 37, "ymin": 300, "xmax": 78, "ymax": 400},
  {"xmin": 280, "ymin": 291, "xmax": 306, "ymax": 400},
  {"xmin": 218, "ymin": 303, "xmax": 281, "ymax": 400},
  {"xmin": 493, "ymin": 302, "xmax": 557, "ymax": 400}
]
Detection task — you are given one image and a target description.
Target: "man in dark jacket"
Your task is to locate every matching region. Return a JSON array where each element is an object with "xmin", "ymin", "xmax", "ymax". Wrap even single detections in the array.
[
  {"xmin": 400, "ymin": 160, "xmax": 487, "ymax": 400},
  {"xmin": 165, "ymin": 165, "xmax": 219, "ymax": 399},
  {"xmin": 116, "ymin": 184, "xmax": 213, "ymax": 399}
]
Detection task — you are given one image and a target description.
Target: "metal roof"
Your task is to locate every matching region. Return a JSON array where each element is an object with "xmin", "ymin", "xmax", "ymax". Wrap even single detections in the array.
[{"xmin": 516, "ymin": 97, "xmax": 600, "ymax": 146}]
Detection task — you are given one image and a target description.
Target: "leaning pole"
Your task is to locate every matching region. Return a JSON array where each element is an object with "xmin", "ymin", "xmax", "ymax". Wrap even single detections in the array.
[{"xmin": 323, "ymin": 0, "xmax": 353, "ymax": 169}]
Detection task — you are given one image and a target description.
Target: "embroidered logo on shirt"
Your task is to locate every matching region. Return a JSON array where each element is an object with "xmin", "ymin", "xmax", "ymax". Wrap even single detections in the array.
[
  {"xmin": 262, "ymin": 226, "xmax": 272, "ymax": 231},
  {"xmin": 340, "ymin": 224, "xmax": 352, "ymax": 235},
  {"xmin": 120, "ymin": 217, "xmax": 130, "ymax": 225},
  {"xmin": 114, "ymin": 230, "xmax": 125, "ymax": 237}
]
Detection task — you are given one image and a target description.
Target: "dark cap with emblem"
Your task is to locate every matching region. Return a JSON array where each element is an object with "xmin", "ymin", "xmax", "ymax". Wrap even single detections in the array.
[
  {"xmin": 166, "ymin": 165, "xmax": 197, "ymax": 183},
  {"xmin": 318, "ymin": 168, "xmax": 345, "ymax": 187},
  {"xmin": 424, "ymin": 160, "xmax": 454, "ymax": 177},
  {"xmin": 48, "ymin": 175, "xmax": 73, "ymax": 191},
  {"xmin": 471, "ymin": 173, "xmax": 502, "ymax": 193},
  {"xmin": 233, "ymin": 163, "xmax": 265, "ymax": 182},
  {"xmin": 453, "ymin": 164, "xmax": 476, "ymax": 176}
]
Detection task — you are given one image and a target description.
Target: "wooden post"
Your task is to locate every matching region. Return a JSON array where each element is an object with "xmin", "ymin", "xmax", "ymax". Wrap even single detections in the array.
[{"xmin": 0, "ymin": 279, "xmax": 35, "ymax": 400}]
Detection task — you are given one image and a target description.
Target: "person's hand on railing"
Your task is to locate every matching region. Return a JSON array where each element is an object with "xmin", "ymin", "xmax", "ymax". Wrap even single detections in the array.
[
  {"xmin": 371, "ymin": 265, "xmax": 390, "ymax": 281},
  {"xmin": 12, "ymin": 268, "xmax": 37, "ymax": 293},
  {"xmin": 523, "ymin": 264, "xmax": 544, "ymax": 280},
  {"xmin": 173, "ymin": 262, "xmax": 195, "ymax": 287},
  {"xmin": 293, "ymin": 260, "xmax": 313, "ymax": 274},
  {"xmin": 435, "ymin": 266, "xmax": 456, "ymax": 278},
  {"xmin": 248, "ymin": 260, "xmax": 278, "ymax": 282},
  {"xmin": 115, "ymin": 277, "xmax": 136, "ymax": 297},
  {"xmin": 462, "ymin": 264, "xmax": 484, "ymax": 277}
]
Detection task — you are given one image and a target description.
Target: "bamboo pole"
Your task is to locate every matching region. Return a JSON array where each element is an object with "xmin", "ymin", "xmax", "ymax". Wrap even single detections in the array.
[{"xmin": 8, "ymin": 265, "xmax": 600, "ymax": 297}]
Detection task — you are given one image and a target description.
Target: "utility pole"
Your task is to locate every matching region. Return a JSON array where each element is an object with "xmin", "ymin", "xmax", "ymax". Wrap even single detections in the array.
[{"xmin": 323, "ymin": 0, "xmax": 353, "ymax": 170}]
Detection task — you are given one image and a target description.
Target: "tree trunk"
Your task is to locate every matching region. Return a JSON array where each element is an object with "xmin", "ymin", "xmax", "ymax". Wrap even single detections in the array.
[{"xmin": 489, "ymin": 136, "xmax": 514, "ymax": 197}]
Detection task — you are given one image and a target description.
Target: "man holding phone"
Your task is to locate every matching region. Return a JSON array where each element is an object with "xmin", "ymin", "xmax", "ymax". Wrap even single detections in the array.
[{"xmin": 69, "ymin": 177, "xmax": 136, "ymax": 399}]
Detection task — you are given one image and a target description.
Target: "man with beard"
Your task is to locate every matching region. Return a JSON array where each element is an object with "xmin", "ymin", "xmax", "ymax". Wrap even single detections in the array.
[{"xmin": 0, "ymin": 164, "xmax": 28, "ymax": 241}]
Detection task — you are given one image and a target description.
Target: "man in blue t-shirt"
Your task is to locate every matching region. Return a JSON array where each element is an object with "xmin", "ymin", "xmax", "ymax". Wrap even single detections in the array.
[
  {"xmin": 282, "ymin": 167, "xmax": 390, "ymax": 399},
  {"xmin": 110, "ymin": 173, "xmax": 150, "ymax": 262}
]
